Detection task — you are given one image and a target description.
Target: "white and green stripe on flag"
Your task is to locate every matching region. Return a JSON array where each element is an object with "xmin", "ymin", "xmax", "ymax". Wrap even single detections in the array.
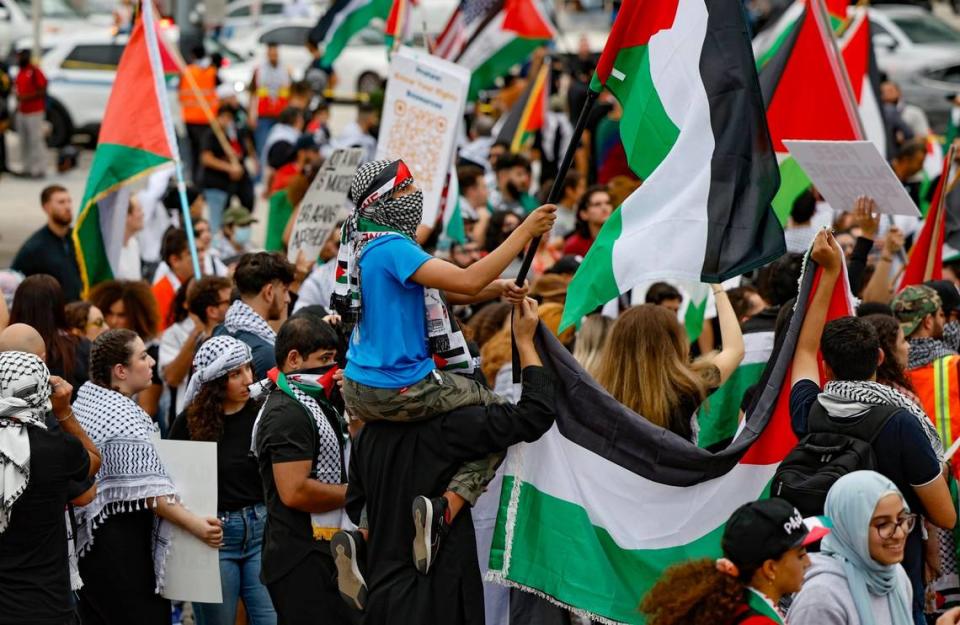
[{"xmin": 309, "ymin": 0, "xmax": 392, "ymax": 67}]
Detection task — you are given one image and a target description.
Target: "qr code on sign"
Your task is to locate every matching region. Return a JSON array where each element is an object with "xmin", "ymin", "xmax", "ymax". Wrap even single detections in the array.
[{"xmin": 383, "ymin": 100, "xmax": 446, "ymax": 196}]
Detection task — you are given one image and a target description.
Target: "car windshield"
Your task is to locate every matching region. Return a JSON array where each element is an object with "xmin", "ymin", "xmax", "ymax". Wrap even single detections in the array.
[
  {"xmin": 891, "ymin": 15, "xmax": 960, "ymax": 44},
  {"xmin": 14, "ymin": 0, "xmax": 84, "ymax": 18},
  {"xmin": 206, "ymin": 39, "xmax": 244, "ymax": 64}
]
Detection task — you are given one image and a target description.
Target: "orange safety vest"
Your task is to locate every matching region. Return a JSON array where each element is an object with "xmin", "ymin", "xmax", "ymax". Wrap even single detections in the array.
[
  {"xmin": 908, "ymin": 354, "xmax": 960, "ymax": 475},
  {"xmin": 178, "ymin": 64, "xmax": 218, "ymax": 126}
]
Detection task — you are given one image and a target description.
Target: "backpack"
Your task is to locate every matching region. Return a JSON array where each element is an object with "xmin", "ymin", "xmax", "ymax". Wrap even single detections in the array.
[{"xmin": 771, "ymin": 403, "xmax": 900, "ymax": 516}]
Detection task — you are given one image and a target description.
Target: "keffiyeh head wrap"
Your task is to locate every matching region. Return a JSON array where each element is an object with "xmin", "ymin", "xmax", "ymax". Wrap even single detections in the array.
[
  {"xmin": 181, "ymin": 336, "xmax": 252, "ymax": 408},
  {"xmin": 0, "ymin": 351, "xmax": 51, "ymax": 534},
  {"xmin": 72, "ymin": 381, "xmax": 178, "ymax": 592}
]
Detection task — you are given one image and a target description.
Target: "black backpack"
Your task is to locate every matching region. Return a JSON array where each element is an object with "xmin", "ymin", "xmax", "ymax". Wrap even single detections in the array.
[{"xmin": 771, "ymin": 403, "xmax": 900, "ymax": 517}]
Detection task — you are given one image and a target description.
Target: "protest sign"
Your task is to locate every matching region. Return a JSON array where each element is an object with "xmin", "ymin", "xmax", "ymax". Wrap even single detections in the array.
[
  {"xmin": 156, "ymin": 440, "xmax": 221, "ymax": 603},
  {"xmin": 784, "ymin": 140, "xmax": 920, "ymax": 217},
  {"xmin": 287, "ymin": 148, "xmax": 364, "ymax": 264},
  {"xmin": 376, "ymin": 46, "xmax": 470, "ymax": 227}
]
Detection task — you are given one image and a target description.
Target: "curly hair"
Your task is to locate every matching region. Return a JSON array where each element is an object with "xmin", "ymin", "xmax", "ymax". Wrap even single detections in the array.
[
  {"xmin": 638, "ymin": 559, "xmax": 748, "ymax": 625},
  {"xmin": 863, "ymin": 313, "xmax": 916, "ymax": 394},
  {"xmin": 467, "ymin": 302, "xmax": 511, "ymax": 349},
  {"xmin": 88, "ymin": 280, "xmax": 161, "ymax": 341},
  {"xmin": 186, "ymin": 375, "xmax": 229, "ymax": 442},
  {"xmin": 89, "ymin": 328, "xmax": 138, "ymax": 389}
]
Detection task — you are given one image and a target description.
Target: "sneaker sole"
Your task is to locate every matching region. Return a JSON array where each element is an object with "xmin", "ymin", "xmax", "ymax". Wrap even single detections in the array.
[
  {"xmin": 412, "ymin": 496, "xmax": 434, "ymax": 574},
  {"xmin": 331, "ymin": 532, "xmax": 367, "ymax": 611}
]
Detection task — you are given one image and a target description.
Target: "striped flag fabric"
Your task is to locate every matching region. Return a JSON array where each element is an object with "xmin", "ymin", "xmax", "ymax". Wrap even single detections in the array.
[
  {"xmin": 385, "ymin": 0, "xmax": 415, "ymax": 52},
  {"xmin": 494, "ymin": 62, "xmax": 549, "ymax": 153},
  {"xmin": 308, "ymin": 0, "xmax": 392, "ymax": 67},
  {"xmin": 440, "ymin": 162, "xmax": 466, "ymax": 246},
  {"xmin": 73, "ymin": 0, "xmax": 178, "ymax": 293},
  {"xmin": 920, "ymin": 136, "xmax": 945, "ymax": 218},
  {"xmin": 902, "ymin": 147, "xmax": 955, "ymax": 287},
  {"xmin": 560, "ymin": 0, "xmax": 784, "ymax": 330},
  {"xmin": 759, "ymin": 0, "xmax": 864, "ymax": 224},
  {"xmin": 435, "ymin": 0, "xmax": 554, "ymax": 100},
  {"xmin": 838, "ymin": 6, "xmax": 887, "ymax": 156},
  {"xmin": 489, "ymin": 250, "xmax": 854, "ymax": 624}
]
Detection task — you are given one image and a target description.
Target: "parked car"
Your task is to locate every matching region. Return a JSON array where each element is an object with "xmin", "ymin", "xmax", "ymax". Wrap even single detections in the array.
[
  {"xmin": 219, "ymin": 0, "xmax": 320, "ymax": 40},
  {"xmin": 0, "ymin": 0, "xmax": 105, "ymax": 58}
]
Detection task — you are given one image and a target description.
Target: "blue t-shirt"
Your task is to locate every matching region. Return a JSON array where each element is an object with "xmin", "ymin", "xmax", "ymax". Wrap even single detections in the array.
[{"xmin": 345, "ymin": 235, "xmax": 435, "ymax": 388}]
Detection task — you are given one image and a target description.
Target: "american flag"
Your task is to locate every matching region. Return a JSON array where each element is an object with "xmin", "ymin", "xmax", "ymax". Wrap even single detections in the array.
[{"xmin": 433, "ymin": 0, "xmax": 500, "ymax": 60}]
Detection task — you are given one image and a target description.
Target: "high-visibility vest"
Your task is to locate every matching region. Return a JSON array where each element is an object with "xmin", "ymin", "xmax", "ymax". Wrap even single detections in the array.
[
  {"xmin": 908, "ymin": 354, "xmax": 960, "ymax": 475},
  {"xmin": 178, "ymin": 64, "xmax": 218, "ymax": 125},
  {"xmin": 255, "ymin": 62, "xmax": 290, "ymax": 119}
]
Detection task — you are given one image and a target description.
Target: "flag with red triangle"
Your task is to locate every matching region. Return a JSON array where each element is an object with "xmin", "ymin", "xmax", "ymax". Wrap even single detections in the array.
[
  {"xmin": 901, "ymin": 146, "xmax": 956, "ymax": 287},
  {"xmin": 385, "ymin": 0, "xmax": 416, "ymax": 52},
  {"xmin": 494, "ymin": 62, "xmax": 548, "ymax": 152},
  {"xmin": 73, "ymin": 0, "xmax": 179, "ymax": 293},
  {"xmin": 758, "ymin": 0, "xmax": 862, "ymax": 224}
]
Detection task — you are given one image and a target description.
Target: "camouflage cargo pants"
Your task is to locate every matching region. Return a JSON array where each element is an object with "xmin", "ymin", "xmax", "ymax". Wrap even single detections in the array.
[{"xmin": 343, "ymin": 369, "xmax": 507, "ymax": 505}]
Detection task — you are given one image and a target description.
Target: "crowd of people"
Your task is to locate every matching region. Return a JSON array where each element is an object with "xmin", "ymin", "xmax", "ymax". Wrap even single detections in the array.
[{"xmin": 5, "ymin": 7, "xmax": 960, "ymax": 623}]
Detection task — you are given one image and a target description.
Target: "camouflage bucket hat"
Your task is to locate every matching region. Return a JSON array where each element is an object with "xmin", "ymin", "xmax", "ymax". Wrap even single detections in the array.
[{"xmin": 892, "ymin": 285, "xmax": 942, "ymax": 338}]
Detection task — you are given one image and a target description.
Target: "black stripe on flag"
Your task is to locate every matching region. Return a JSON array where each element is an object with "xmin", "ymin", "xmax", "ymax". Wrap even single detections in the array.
[
  {"xmin": 757, "ymin": 7, "xmax": 804, "ymax": 108},
  {"xmin": 309, "ymin": 0, "xmax": 352, "ymax": 45},
  {"xmin": 697, "ymin": 0, "xmax": 785, "ymax": 282},
  {"xmin": 532, "ymin": 254, "xmax": 816, "ymax": 488}
]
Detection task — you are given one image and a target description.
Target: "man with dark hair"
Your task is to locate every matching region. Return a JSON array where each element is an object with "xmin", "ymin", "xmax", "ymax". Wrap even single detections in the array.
[
  {"xmin": 792, "ymin": 233, "xmax": 954, "ymax": 625},
  {"xmin": 215, "ymin": 252, "xmax": 296, "ymax": 378},
  {"xmin": 328, "ymin": 101, "xmax": 379, "ymax": 163},
  {"xmin": 784, "ymin": 189, "xmax": 817, "ymax": 254},
  {"xmin": 252, "ymin": 314, "xmax": 356, "ymax": 625},
  {"xmin": 250, "ymin": 42, "xmax": 293, "ymax": 159},
  {"xmin": 644, "ymin": 282, "xmax": 683, "ymax": 315},
  {"xmin": 152, "ymin": 228, "xmax": 197, "ymax": 330},
  {"xmin": 493, "ymin": 153, "xmax": 536, "ymax": 215},
  {"xmin": 552, "ymin": 169, "xmax": 585, "ymax": 241},
  {"xmin": 12, "ymin": 185, "xmax": 82, "ymax": 302}
]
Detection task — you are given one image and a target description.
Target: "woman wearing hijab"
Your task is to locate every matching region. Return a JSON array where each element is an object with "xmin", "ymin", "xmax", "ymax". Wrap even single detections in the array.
[
  {"xmin": 640, "ymin": 498, "xmax": 827, "ymax": 625},
  {"xmin": 74, "ymin": 329, "xmax": 224, "ymax": 625},
  {"xmin": 789, "ymin": 471, "xmax": 915, "ymax": 625},
  {"xmin": 169, "ymin": 336, "xmax": 275, "ymax": 625},
  {"xmin": 0, "ymin": 351, "xmax": 100, "ymax": 625}
]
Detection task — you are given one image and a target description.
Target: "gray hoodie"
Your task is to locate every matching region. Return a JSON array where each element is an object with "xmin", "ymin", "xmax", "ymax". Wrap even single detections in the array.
[{"xmin": 788, "ymin": 553, "xmax": 913, "ymax": 625}]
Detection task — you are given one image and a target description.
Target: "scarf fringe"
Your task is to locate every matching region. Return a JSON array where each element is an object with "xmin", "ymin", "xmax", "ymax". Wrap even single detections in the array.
[{"xmin": 484, "ymin": 572, "xmax": 627, "ymax": 625}]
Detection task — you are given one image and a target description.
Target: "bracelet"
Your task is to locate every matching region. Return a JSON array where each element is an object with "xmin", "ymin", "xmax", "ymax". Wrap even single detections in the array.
[{"xmin": 56, "ymin": 410, "xmax": 75, "ymax": 423}]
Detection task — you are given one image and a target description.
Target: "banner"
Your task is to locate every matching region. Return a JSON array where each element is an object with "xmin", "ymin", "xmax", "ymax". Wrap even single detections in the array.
[
  {"xmin": 376, "ymin": 46, "xmax": 470, "ymax": 227},
  {"xmin": 156, "ymin": 440, "xmax": 221, "ymax": 604},
  {"xmin": 287, "ymin": 148, "xmax": 364, "ymax": 263}
]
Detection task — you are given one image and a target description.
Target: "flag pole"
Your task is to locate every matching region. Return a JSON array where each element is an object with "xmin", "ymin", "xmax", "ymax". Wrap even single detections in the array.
[{"xmin": 510, "ymin": 86, "xmax": 599, "ymax": 381}]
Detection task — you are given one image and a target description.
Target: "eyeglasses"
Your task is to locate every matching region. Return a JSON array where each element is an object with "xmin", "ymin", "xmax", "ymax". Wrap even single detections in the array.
[{"xmin": 873, "ymin": 513, "xmax": 917, "ymax": 539}]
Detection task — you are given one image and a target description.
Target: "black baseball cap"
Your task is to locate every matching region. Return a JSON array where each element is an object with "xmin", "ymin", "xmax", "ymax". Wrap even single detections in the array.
[
  {"xmin": 722, "ymin": 499, "xmax": 830, "ymax": 569},
  {"xmin": 924, "ymin": 280, "xmax": 960, "ymax": 314}
]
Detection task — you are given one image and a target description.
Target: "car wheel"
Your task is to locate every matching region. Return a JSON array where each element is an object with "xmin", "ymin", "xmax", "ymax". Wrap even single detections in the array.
[
  {"xmin": 45, "ymin": 99, "xmax": 73, "ymax": 149},
  {"xmin": 357, "ymin": 71, "xmax": 384, "ymax": 95}
]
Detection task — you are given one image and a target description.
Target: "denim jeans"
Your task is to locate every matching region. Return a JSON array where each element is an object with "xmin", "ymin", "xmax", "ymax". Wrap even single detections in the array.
[
  {"xmin": 204, "ymin": 188, "xmax": 229, "ymax": 234},
  {"xmin": 192, "ymin": 503, "xmax": 276, "ymax": 625}
]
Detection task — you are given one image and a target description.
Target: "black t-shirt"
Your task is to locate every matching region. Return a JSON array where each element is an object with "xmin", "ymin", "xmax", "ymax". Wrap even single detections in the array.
[
  {"xmin": 10, "ymin": 226, "xmax": 83, "ymax": 302},
  {"xmin": 200, "ymin": 128, "xmax": 247, "ymax": 192},
  {"xmin": 254, "ymin": 390, "xmax": 345, "ymax": 584},
  {"xmin": 169, "ymin": 399, "xmax": 264, "ymax": 512},
  {"xmin": 0, "ymin": 427, "xmax": 89, "ymax": 625}
]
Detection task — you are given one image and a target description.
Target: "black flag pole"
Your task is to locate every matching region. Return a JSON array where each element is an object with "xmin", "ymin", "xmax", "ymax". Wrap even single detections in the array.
[{"xmin": 511, "ymin": 86, "xmax": 600, "ymax": 382}]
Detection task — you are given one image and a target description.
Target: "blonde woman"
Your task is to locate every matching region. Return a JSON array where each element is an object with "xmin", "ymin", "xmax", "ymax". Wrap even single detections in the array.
[
  {"xmin": 595, "ymin": 285, "xmax": 744, "ymax": 441},
  {"xmin": 572, "ymin": 314, "xmax": 613, "ymax": 378}
]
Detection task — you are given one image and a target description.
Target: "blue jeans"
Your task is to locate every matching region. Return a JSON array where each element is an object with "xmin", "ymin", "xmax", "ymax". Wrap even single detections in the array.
[
  {"xmin": 204, "ymin": 188, "xmax": 229, "ymax": 234},
  {"xmin": 192, "ymin": 503, "xmax": 276, "ymax": 625}
]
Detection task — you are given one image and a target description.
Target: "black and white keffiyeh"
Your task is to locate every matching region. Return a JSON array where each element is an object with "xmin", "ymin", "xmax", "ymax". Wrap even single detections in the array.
[
  {"xmin": 331, "ymin": 159, "xmax": 476, "ymax": 374},
  {"xmin": 287, "ymin": 382, "xmax": 342, "ymax": 485},
  {"xmin": 820, "ymin": 380, "xmax": 946, "ymax": 461},
  {"xmin": 73, "ymin": 381, "xmax": 177, "ymax": 592},
  {"xmin": 224, "ymin": 299, "xmax": 277, "ymax": 346},
  {"xmin": 909, "ymin": 337, "xmax": 957, "ymax": 370},
  {"xmin": 0, "ymin": 351, "xmax": 51, "ymax": 534},
  {"xmin": 181, "ymin": 336, "xmax": 252, "ymax": 408}
]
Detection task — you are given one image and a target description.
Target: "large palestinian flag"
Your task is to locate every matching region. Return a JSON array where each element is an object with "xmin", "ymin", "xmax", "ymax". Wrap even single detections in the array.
[
  {"xmin": 436, "ymin": 0, "xmax": 554, "ymax": 100},
  {"xmin": 902, "ymin": 147, "xmax": 956, "ymax": 287},
  {"xmin": 308, "ymin": 0, "xmax": 392, "ymax": 67},
  {"xmin": 495, "ymin": 62, "xmax": 548, "ymax": 153},
  {"xmin": 489, "ymin": 250, "xmax": 854, "ymax": 624},
  {"xmin": 73, "ymin": 0, "xmax": 178, "ymax": 293},
  {"xmin": 560, "ymin": 0, "xmax": 784, "ymax": 330}
]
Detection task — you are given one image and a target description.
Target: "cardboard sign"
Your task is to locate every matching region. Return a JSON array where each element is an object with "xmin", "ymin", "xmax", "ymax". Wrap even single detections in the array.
[
  {"xmin": 156, "ymin": 440, "xmax": 222, "ymax": 604},
  {"xmin": 784, "ymin": 140, "xmax": 920, "ymax": 217},
  {"xmin": 287, "ymin": 148, "xmax": 364, "ymax": 264},
  {"xmin": 376, "ymin": 46, "xmax": 470, "ymax": 227}
]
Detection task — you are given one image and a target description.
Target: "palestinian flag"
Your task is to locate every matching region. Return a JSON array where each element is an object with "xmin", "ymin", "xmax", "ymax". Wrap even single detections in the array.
[
  {"xmin": 439, "ymin": 0, "xmax": 554, "ymax": 100},
  {"xmin": 839, "ymin": 7, "xmax": 887, "ymax": 156},
  {"xmin": 488, "ymin": 248, "xmax": 854, "ymax": 624},
  {"xmin": 682, "ymin": 282, "xmax": 710, "ymax": 344},
  {"xmin": 385, "ymin": 0, "xmax": 414, "ymax": 52},
  {"xmin": 440, "ymin": 161, "xmax": 466, "ymax": 246},
  {"xmin": 308, "ymin": 0, "xmax": 392, "ymax": 67},
  {"xmin": 560, "ymin": 0, "xmax": 784, "ymax": 330},
  {"xmin": 495, "ymin": 62, "xmax": 548, "ymax": 153},
  {"xmin": 759, "ymin": 0, "xmax": 862, "ymax": 225},
  {"xmin": 73, "ymin": 0, "xmax": 178, "ymax": 293},
  {"xmin": 920, "ymin": 136, "xmax": 945, "ymax": 218},
  {"xmin": 902, "ymin": 147, "xmax": 955, "ymax": 287}
]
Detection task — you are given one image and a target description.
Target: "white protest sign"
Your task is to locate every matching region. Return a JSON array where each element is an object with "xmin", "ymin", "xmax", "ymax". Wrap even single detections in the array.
[
  {"xmin": 784, "ymin": 140, "xmax": 920, "ymax": 217},
  {"xmin": 287, "ymin": 148, "xmax": 364, "ymax": 264},
  {"xmin": 376, "ymin": 46, "xmax": 470, "ymax": 227},
  {"xmin": 156, "ymin": 440, "xmax": 222, "ymax": 604}
]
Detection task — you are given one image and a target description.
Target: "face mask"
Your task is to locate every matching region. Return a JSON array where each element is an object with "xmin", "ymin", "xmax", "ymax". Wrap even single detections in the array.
[{"xmin": 233, "ymin": 226, "xmax": 252, "ymax": 245}]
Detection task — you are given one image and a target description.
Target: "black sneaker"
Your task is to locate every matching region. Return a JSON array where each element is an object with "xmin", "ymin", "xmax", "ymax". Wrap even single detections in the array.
[
  {"xmin": 331, "ymin": 530, "xmax": 368, "ymax": 611},
  {"xmin": 412, "ymin": 495, "xmax": 449, "ymax": 574}
]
